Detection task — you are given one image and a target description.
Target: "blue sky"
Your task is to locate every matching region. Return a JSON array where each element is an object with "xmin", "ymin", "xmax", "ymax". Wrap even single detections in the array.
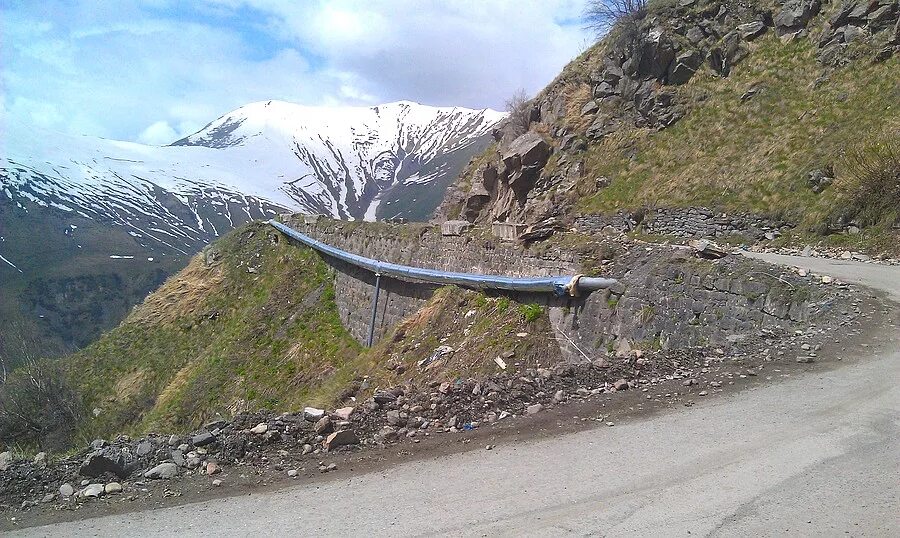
[{"xmin": 1, "ymin": 0, "xmax": 592, "ymax": 144}]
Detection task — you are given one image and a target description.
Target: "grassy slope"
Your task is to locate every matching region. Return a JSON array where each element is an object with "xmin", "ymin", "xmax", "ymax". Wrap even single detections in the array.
[
  {"xmin": 447, "ymin": 7, "xmax": 898, "ymax": 254},
  {"xmin": 0, "ymin": 200, "xmax": 188, "ymax": 370},
  {"xmin": 67, "ymin": 222, "xmax": 362, "ymax": 439},
  {"xmin": 577, "ymin": 37, "xmax": 900, "ymax": 222},
  {"xmin": 63, "ymin": 222, "xmax": 563, "ymax": 440}
]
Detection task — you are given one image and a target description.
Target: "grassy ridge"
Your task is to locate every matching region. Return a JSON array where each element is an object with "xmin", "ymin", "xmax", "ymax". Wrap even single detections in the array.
[
  {"xmin": 67, "ymin": 222, "xmax": 362, "ymax": 439},
  {"xmin": 63, "ymin": 222, "xmax": 563, "ymax": 440},
  {"xmin": 574, "ymin": 36, "xmax": 899, "ymax": 241}
]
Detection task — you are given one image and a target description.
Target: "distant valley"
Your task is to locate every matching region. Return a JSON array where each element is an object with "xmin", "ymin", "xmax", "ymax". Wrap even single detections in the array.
[{"xmin": 0, "ymin": 100, "xmax": 503, "ymax": 368}]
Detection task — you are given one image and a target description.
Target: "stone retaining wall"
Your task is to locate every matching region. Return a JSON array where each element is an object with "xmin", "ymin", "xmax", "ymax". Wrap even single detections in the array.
[
  {"xmin": 282, "ymin": 216, "xmax": 579, "ymax": 343},
  {"xmin": 575, "ymin": 207, "xmax": 789, "ymax": 240},
  {"xmin": 276, "ymin": 216, "xmax": 837, "ymax": 358}
]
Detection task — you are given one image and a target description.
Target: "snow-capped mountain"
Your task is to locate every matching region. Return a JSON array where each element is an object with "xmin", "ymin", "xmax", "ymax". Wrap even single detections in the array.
[
  {"xmin": 0, "ymin": 100, "xmax": 504, "ymax": 253},
  {"xmin": 0, "ymin": 100, "xmax": 503, "ymax": 369}
]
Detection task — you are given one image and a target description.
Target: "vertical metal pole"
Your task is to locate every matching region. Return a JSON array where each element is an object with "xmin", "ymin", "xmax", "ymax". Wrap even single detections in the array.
[{"xmin": 366, "ymin": 273, "xmax": 382, "ymax": 347}]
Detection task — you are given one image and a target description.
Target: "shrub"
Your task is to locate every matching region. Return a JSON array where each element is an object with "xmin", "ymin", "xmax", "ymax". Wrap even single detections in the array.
[
  {"xmin": 519, "ymin": 303, "xmax": 544, "ymax": 323},
  {"xmin": 0, "ymin": 361, "xmax": 82, "ymax": 451},
  {"xmin": 504, "ymin": 89, "xmax": 532, "ymax": 139},
  {"xmin": 583, "ymin": 0, "xmax": 648, "ymax": 44},
  {"xmin": 837, "ymin": 140, "xmax": 900, "ymax": 226}
]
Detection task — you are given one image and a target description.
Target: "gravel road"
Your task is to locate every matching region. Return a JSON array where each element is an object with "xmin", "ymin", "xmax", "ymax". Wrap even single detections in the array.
[{"xmin": 13, "ymin": 254, "xmax": 900, "ymax": 537}]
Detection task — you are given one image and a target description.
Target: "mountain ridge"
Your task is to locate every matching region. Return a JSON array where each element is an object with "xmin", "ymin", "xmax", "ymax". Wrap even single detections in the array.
[{"xmin": 0, "ymin": 99, "xmax": 504, "ymax": 369}]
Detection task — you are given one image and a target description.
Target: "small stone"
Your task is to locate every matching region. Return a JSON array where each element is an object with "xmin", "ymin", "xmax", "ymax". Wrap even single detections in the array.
[
  {"xmin": 304, "ymin": 407, "xmax": 326, "ymax": 421},
  {"xmin": 192, "ymin": 431, "xmax": 216, "ymax": 447},
  {"xmin": 606, "ymin": 421, "xmax": 615, "ymax": 427},
  {"xmin": 386, "ymin": 410, "xmax": 407, "ymax": 426},
  {"xmin": 287, "ymin": 469, "xmax": 298, "ymax": 477},
  {"xmin": 168, "ymin": 434, "xmax": 179, "ymax": 446},
  {"xmin": 41, "ymin": 493, "xmax": 56, "ymax": 503},
  {"xmin": 315, "ymin": 416, "xmax": 333, "ymax": 435},
  {"xmin": 81, "ymin": 483, "xmax": 105, "ymax": 498},
  {"xmin": 206, "ymin": 462, "xmax": 221, "ymax": 475},
  {"xmin": 333, "ymin": 407, "xmax": 354, "ymax": 420},
  {"xmin": 302, "ymin": 444, "xmax": 313, "ymax": 455},
  {"xmin": 249, "ymin": 423, "xmax": 269, "ymax": 435},
  {"xmin": 553, "ymin": 390, "xmax": 565, "ymax": 403},
  {"xmin": 59, "ymin": 484, "xmax": 75, "ymax": 497},
  {"xmin": 0, "ymin": 451, "xmax": 11, "ymax": 471},
  {"xmin": 212, "ymin": 479, "xmax": 223, "ymax": 487},
  {"xmin": 136, "ymin": 441, "xmax": 154, "ymax": 457},
  {"xmin": 144, "ymin": 462, "xmax": 178, "ymax": 479},
  {"xmin": 613, "ymin": 379, "xmax": 629, "ymax": 391},
  {"xmin": 104, "ymin": 482, "xmax": 123, "ymax": 494},
  {"xmin": 33, "ymin": 452, "xmax": 47, "ymax": 468},
  {"xmin": 485, "ymin": 445, "xmax": 494, "ymax": 450},
  {"xmin": 324, "ymin": 429, "xmax": 359, "ymax": 450},
  {"xmin": 526, "ymin": 403, "xmax": 543, "ymax": 415},
  {"xmin": 698, "ymin": 391, "xmax": 708, "ymax": 396}
]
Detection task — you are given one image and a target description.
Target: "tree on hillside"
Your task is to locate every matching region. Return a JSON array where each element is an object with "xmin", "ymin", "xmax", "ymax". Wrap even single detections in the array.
[
  {"xmin": 0, "ymin": 360, "xmax": 82, "ymax": 450},
  {"xmin": 584, "ymin": 0, "xmax": 648, "ymax": 43},
  {"xmin": 504, "ymin": 88, "xmax": 532, "ymax": 139}
]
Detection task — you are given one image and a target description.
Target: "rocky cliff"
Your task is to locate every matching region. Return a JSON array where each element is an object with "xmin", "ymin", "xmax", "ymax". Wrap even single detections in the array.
[{"xmin": 437, "ymin": 0, "xmax": 899, "ymax": 252}]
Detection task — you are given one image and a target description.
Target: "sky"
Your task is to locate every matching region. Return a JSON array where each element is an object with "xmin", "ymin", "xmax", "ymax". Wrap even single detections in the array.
[{"xmin": 0, "ymin": 0, "xmax": 593, "ymax": 145}]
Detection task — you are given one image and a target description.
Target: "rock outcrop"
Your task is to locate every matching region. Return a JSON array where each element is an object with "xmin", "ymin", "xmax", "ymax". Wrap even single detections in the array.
[{"xmin": 437, "ymin": 0, "xmax": 900, "ymax": 233}]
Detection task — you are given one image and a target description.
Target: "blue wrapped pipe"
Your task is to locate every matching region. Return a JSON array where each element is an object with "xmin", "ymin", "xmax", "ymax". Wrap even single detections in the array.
[{"xmin": 269, "ymin": 220, "xmax": 618, "ymax": 297}]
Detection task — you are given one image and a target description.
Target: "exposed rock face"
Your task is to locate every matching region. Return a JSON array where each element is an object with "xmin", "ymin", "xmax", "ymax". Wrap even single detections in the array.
[
  {"xmin": 818, "ymin": 0, "xmax": 899, "ymax": 65},
  {"xmin": 438, "ymin": 0, "xmax": 900, "ymax": 229},
  {"xmin": 773, "ymin": 0, "xmax": 822, "ymax": 38},
  {"xmin": 456, "ymin": 132, "xmax": 553, "ymax": 225}
]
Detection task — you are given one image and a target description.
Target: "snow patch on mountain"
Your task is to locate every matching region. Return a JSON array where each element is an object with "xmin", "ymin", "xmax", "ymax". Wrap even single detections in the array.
[{"xmin": 1, "ymin": 100, "xmax": 504, "ymax": 252}]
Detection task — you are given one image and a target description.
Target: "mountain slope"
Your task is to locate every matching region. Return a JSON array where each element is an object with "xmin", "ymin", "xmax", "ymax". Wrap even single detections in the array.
[
  {"xmin": 0, "ymin": 101, "xmax": 503, "ymax": 369},
  {"xmin": 438, "ymin": 0, "xmax": 899, "ymax": 253},
  {"xmin": 174, "ymin": 100, "xmax": 504, "ymax": 221}
]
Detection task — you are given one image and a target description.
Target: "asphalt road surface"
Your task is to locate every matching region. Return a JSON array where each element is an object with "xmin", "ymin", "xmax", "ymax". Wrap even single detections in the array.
[{"xmin": 14, "ymin": 255, "xmax": 900, "ymax": 537}]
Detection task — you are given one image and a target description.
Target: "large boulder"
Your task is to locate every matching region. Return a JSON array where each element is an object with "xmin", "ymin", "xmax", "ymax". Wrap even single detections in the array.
[
  {"xmin": 501, "ymin": 132, "xmax": 551, "ymax": 170},
  {"xmin": 634, "ymin": 36, "xmax": 676, "ymax": 80},
  {"xmin": 773, "ymin": 0, "xmax": 822, "ymax": 37},
  {"xmin": 191, "ymin": 431, "xmax": 216, "ymax": 447},
  {"xmin": 463, "ymin": 191, "xmax": 491, "ymax": 221},
  {"xmin": 737, "ymin": 21, "xmax": 768, "ymax": 40},
  {"xmin": 667, "ymin": 50, "xmax": 702, "ymax": 85},
  {"xmin": 79, "ymin": 449, "xmax": 132, "ymax": 479}
]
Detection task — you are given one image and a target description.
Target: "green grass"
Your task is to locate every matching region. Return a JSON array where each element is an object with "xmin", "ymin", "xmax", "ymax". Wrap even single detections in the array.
[
  {"xmin": 575, "ymin": 36, "xmax": 899, "ymax": 232},
  {"xmin": 519, "ymin": 303, "xmax": 544, "ymax": 323},
  {"xmin": 66, "ymin": 222, "xmax": 363, "ymax": 439}
]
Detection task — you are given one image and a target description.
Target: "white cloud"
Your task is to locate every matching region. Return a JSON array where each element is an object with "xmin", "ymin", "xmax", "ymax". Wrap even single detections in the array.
[
  {"xmin": 137, "ymin": 120, "xmax": 179, "ymax": 145},
  {"xmin": 1, "ymin": 0, "xmax": 591, "ymax": 142}
]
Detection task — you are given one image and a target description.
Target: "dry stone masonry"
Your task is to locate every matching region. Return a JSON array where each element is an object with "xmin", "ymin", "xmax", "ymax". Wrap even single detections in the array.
[
  {"xmin": 277, "ymin": 216, "xmax": 841, "ymax": 358},
  {"xmin": 576, "ymin": 207, "xmax": 790, "ymax": 240}
]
